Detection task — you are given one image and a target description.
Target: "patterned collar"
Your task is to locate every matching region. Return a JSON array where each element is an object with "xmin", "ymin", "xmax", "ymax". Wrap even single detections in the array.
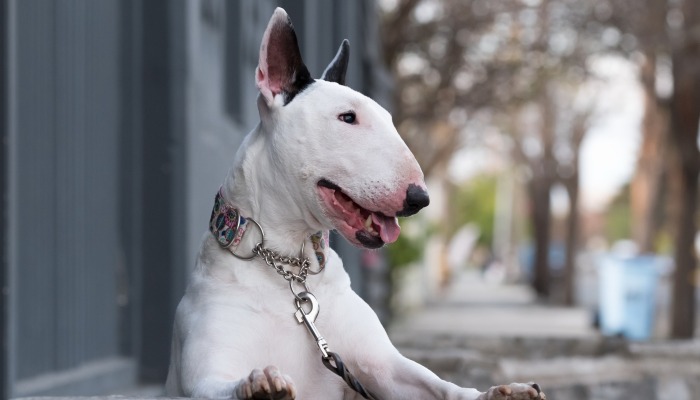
[{"xmin": 209, "ymin": 189, "xmax": 329, "ymax": 268}]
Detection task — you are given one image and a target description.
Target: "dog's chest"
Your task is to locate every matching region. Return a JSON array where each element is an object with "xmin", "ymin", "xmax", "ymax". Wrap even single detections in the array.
[
  {"xmin": 220, "ymin": 303, "xmax": 354, "ymax": 398},
  {"xmin": 181, "ymin": 247, "xmax": 364, "ymax": 398}
]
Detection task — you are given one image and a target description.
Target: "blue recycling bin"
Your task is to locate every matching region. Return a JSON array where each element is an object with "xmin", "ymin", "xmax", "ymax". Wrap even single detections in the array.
[{"xmin": 598, "ymin": 255, "xmax": 659, "ymax": 340}]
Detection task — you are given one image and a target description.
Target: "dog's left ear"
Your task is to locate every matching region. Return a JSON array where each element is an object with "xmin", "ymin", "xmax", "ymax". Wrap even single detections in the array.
[
  {"xmin": 321, "ymin": 40, "xmax": 350, "ymax": 85},
  {"xmin": 256, "ymin": 8, "xmax": 313, "ymax": 106}
]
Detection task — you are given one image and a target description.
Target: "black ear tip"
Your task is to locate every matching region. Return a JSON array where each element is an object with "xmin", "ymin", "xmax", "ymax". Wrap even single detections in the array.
[{"xmin": 321, "ymin": 39, "xmax": 351, "ymax": 85}]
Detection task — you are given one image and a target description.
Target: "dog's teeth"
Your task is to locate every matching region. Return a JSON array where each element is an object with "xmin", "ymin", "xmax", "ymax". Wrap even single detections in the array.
[{"xmin": 364, "ymin": 215, "xmax": 372, "ymax": 229}]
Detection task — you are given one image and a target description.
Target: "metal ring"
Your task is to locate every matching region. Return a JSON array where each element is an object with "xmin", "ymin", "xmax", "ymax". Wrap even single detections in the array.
[
  {"xmin": 231, "ymin": 218, "xmax": 264, "ymax": 261},
  {"xmin": 306, "ymin": 262, "xmax": 325, "ymax": 275},
  {"xmin": 298, "ymin": 240, "xmax": 305, "ymax": 261},
  {"xmin": 302, "ymin": 236, "xmax": 325, "ymax": 275},
  {"xmin": 289, "ymin": 278, "xmax": 310, "ymax": 302}
]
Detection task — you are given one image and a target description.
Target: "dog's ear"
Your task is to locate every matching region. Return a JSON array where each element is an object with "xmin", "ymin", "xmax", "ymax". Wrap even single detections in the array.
[
  {"xmin": 321, "ymin": 40, "xmax": 350, "ymax": 86},
  {"xmin": 256, "ymin": 8, "xmax": 313, "ymax": 106}
]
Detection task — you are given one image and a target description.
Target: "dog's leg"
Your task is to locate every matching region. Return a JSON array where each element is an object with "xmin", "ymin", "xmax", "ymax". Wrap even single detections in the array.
[{"xmin": 351, "ymin": 352, "xmax": 544, "ymax": 400}]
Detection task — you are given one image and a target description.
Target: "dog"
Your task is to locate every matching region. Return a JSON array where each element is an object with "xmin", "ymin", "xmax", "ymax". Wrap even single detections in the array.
[{"xmin": 165, "ymin": 8, "xmax": 545, "ymax": 400}]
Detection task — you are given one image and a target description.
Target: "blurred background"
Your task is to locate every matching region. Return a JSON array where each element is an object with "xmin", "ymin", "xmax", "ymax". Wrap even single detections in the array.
[{"xmin": 1, "ymin": 0, "xmax": 699, "ymax": 399}]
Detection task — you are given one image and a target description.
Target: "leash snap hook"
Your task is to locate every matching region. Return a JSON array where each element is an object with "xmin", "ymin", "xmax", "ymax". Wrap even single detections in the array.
[
  {"xmin": 294, "ymin": 292, "xmax": 329, "ymax": 359},
  {"xmin": 294, "ymin": 292, "xmax": 319, "ymax": 322}
]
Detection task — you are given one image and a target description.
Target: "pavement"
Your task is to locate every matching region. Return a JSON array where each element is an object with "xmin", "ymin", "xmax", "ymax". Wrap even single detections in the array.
[{"xmin": 389, "ymin": 269, "xmax": 598, "ymax": 339}]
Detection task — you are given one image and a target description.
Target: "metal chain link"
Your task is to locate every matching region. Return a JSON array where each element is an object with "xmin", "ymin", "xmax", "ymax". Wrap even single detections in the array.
[{"xmin": 252, "ymin": 242, "xmax": 311, "ymax": 284}]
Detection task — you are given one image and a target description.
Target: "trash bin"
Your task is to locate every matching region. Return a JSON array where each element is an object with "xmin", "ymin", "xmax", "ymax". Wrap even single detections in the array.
[{"xmin": 598, "ymin": 255, "xmax": 659, "ymax": 340}]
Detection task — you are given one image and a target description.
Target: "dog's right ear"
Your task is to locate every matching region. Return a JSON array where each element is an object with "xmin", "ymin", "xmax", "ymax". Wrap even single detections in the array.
[
  {"xmin": 321, "ymin": 40, "xmax": 350, "ymax": 85},
  {"xmin": 256, "ymin": 8, "xmax": 313, "ymax": 106}
]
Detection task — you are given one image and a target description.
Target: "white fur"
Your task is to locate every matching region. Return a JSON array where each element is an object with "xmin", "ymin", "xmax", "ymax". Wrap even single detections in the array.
[{"xmin": 165, "ymin": 8, "xmax": 543, "ymax": 400}]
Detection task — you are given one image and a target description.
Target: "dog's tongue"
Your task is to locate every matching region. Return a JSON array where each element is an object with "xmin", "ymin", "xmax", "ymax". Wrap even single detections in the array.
[{"xmin": 372, "ymin": 213, "xmax": 401, "ymax": 244}]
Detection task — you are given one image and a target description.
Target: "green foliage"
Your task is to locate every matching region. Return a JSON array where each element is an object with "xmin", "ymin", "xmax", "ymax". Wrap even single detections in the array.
[
  {"xmin": 450, "ymin": 175, "xmax": 498, "ymax": 247},
  {"xmin": 654, "ymin": 231, "xmax": 673, "ymax": 255},
  {"xmin": 386, "ymin": 221, "xmax": 429, "ymax": 269},
  {"xmin": 605, "ymin": 185, "xmax": 632, "ymax": 241}
]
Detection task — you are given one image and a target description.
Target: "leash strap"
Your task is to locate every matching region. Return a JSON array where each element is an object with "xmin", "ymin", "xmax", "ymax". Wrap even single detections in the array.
[
  {"xmin": 295, "ymin": 293, "xmax": 381, "ymax": 399},
  {"xmin": 323, "ymin": 352, "xmax": 380, "ymax": 400}
]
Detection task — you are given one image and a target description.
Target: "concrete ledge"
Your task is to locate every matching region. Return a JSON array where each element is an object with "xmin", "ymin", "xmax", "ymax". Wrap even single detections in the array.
[
  {"xmin": 16, "ymin": 398, "xmax": 190, "ymax": 400},
  {"xmin": 17, "ymin": 398, "xmax": 165, "ymax": 400}
]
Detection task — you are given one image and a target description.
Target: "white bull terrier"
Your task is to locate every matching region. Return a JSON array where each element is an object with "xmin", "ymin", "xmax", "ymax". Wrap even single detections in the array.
[{"xmin": 165, "ymin": 8, "xmax": 545, "ymax": 400}]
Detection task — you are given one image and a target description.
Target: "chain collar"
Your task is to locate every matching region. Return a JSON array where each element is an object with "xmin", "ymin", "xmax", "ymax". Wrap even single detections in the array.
[
  {"xmin": 209, "ymin": 189, "xmax": 328, "ymax": 297},
  {"xmin": 252, "ymin": 242, "xmax": 312, "ymax": 298}
]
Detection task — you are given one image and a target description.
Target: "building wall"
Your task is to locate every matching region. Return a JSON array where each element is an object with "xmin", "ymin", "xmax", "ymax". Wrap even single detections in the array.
[
  {"xmin": 5, "ymin": 1, "xmax": 133, "ymax": 396},
  {"xmin": 2, "ymin": 0, "xmax": 391, "ymax": 396}
]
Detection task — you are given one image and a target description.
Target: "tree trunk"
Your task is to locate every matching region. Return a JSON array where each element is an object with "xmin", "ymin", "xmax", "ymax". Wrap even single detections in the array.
[
  {"xmin": 529, "ymin": 88, "xmax": 557, "ymax": 299},
  {"xmin": 562, "ymin": 172, "xmax": 579, "ymax": 306},
  {"xmin": 669, "ymin": 0, "xmax": 700, "ymax": 338},
  {"xmin": 670, "ymin": 170, "xmax": 699, "ymax": 338},
  {"xmin": 530, "ymin": 174, "xmax": 552, "ymax": 297},
  {"xmin": 630, "ymin": 53, "xmax": 668, "ymax": 253}
]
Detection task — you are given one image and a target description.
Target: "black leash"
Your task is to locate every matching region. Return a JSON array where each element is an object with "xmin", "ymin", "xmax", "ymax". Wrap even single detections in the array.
[{"xmin": 322, "ymin": 352, "xmax": 380, "ymax": 400}]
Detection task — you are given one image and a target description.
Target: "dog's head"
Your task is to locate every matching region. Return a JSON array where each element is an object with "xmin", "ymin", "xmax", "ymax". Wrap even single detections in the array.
[{"xmin": 255, "ymin": 8, "xmax": 429, "ymax": 249}]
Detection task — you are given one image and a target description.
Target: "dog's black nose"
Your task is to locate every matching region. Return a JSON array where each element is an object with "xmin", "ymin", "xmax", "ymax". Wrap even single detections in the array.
[{"xmin": 398, "ymin": 184, "xmax": 430, "ymax": 217}]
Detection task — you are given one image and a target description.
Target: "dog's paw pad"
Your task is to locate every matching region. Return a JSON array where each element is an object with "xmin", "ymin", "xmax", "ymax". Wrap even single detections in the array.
[{"xmin": 240, "ymin": 366, "xmax": 296, "ymax": 400}]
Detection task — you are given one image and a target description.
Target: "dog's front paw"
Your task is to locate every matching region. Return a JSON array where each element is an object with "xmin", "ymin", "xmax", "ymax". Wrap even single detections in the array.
[
  {"xmin": 480, "ymin": 382, "xmax": 545, "ymax": 400},
  {"xmin": 236, "ymin": 366, "xmax": 296, "ymax": 400}
]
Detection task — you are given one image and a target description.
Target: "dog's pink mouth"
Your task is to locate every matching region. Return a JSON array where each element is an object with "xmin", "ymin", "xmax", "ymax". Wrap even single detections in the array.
[{"xmin": 317, "ymin": 179, "xmax": 400, "ymax": 249}]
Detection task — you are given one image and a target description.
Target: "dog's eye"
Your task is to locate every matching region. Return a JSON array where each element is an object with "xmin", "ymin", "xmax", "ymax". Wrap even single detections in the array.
[{"xmin": 338, "ymin": 112, "xmax": 357, "ymax": 124}]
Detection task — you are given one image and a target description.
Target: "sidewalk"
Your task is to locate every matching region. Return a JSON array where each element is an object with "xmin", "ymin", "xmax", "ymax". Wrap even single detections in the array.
[{"xmin": 389, "ymin": 270, "xmax": 598, "ymax": 339}]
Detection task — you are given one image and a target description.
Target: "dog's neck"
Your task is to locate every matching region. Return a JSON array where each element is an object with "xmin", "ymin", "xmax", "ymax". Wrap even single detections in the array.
[
  {"xmin": 218, "ymin": 122, "xmax": 329, "ymax": 270},
  {"xmin": 210, "ymin": 188, "xmax": 329, "ymax": 270}
]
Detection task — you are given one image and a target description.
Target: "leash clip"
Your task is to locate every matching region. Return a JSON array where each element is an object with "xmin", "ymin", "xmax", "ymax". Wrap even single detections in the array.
[{"xmin": 294, "ymin": 292, "xmax": 330, "ymax": 359}]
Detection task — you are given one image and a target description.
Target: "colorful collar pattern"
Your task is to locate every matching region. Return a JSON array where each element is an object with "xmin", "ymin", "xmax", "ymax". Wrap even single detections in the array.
[{"xmin": 209, "ymin": 189, "xmax": 329, "ymax": 268}]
